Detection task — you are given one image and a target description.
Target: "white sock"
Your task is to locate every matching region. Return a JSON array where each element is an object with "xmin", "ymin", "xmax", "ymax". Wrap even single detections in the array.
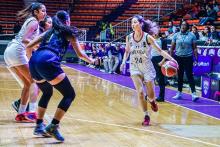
[
  {"xmin": 29, "ymin": 102, "xmax": 37, "ymax": 112},
  {"xmin": 18, "ymin": 104, "xmax": 27, "ymax": 114},
  {"xmin": 144, "ymin": 111, "xmax": 149, "ymax": 116},
  {"xmin": 148, "ymin": 98, "xmax": 155, "ymax": 102}
]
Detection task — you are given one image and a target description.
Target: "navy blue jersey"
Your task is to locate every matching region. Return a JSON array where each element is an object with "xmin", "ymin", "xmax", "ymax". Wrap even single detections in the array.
[{"xmin": 37, "ymin": 29, "xmax": 69, "ymax": 61}]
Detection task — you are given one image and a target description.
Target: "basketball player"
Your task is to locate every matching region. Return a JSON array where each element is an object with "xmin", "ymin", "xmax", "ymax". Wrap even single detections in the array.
[
  {"xmin": 4, "ymin": 2, "xmax": 47, "ymax": 122},
  {"xmin": 26, "ymin": 10, "xmax": 95, "ymax": 142},
  {"xmin": 12, "ymin": 15, "xmax": 53, "ymax": 112},
  {"xmin": 39, "ymin": 15, "xmax": 52, "ymax": 33},
  {"xmin": 120, "ymin": 15, "xmax": 177, "ymax": 126}
]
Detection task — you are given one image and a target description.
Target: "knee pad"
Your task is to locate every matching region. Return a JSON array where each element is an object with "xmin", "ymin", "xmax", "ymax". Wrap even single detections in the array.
[
  {"xmin": 37, "ymin": 82, "xmax": 53, "ymax": 108},
  {"xmin": 54, "ymin": 76, "xmax": 76, "ymax": 112}
]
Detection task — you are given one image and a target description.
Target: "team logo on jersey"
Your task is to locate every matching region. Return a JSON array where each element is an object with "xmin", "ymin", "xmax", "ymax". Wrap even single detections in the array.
[{"xmin": 143, "ymin": 42, "xmax": 146, "ymax": 47}]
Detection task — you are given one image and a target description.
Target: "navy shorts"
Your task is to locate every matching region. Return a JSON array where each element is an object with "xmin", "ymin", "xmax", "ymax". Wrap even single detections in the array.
[{"xmin": 29, "ymin": 50, "xmax": 64, "ymax": 81}]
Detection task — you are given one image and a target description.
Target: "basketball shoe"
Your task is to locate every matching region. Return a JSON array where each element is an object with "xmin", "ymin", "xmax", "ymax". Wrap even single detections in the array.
[
  {"xmin": 34, "ymin": 122, "xmax": 50, "ymax": 137},
  {"xmin": 142, "ymin": 115, "xmax": 150, "ymax": 126},
  {"xmin": 12, "ymin": 99, "xmax": 29, "ymax": 112},
  {"xmin": 15, "ymin": 113, "xmax": 35, "ymax": 123},
  {"xmin": 45, "ymin": 124, "xmax": 64, "ymax": 142}
]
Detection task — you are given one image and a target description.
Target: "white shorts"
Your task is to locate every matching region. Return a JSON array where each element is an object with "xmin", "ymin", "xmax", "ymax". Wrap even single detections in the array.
[
  {"xmin": 130, "ymin": 62, "xmax": 156, "ymax": 83},
  {"xmin": 4, "ymin": 41, "xmax": 28, "ymax": 68}
]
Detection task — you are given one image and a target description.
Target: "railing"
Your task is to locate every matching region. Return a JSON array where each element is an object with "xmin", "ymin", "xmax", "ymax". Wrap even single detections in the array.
[
  {"xmin": 78, "ymin": 30, "xmax": 87, "ymax": 41},
  {"xmin": 100, "ymin": 0, "xmax": 187, "ymax": 43}
]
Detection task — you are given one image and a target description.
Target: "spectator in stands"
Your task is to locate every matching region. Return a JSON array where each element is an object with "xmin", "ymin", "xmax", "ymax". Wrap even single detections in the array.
[
  {"xmin": 151, "ymin": 31, "xmax": 168, "ymax": 102},
  {"xmin": 91, "ymin": 48, "xmax": 100, "ymax": 69},
  {"xmin": 191, "ymin": 25, "xmax": 200, "ymax": 40},
  {"xmin": 200, "ymin": 4, "xmax": 217, "ymax": 25},
  {"xmin": 209, "ymin": 25, "xmax": 220, "ymax": 45},
  {"xmin": 13, "ymin": 21, "xmax": 21, "ymax": 34},
  {"xmin": 190, "ymin": 2, "xmax": 201, "ymax": 18},
  {"xmin": 109, "ymin": 44, "xmax": 120, "ymax": 74},
  {"xmin": 97, "ymin": 44, "xmax": 108, "ymax": 72},
  {"xmin": 212, "ymin": 0, "xmax": 219, "ymax": 12},
  {"xmin": 199, "ymin": 26, "xmax": 210, "ymax": 42},
  {"xmin": 4, "ymin": 2, "xmax": 46, "ymax": 122},
  {"xmin": 167, "ymin": 21, "xmax": 176, "ymax": 35},
  {"xmin": 39, "ymin": 15, "xmax": 52, "ymax": 33},
  {"xmin": 197, "ymin": 5, "xmax": 207, "ymax": 18},
  {"xmin": 170, "ymin": 21, "xmax": 199, "ymax": 102},
  {"xmin": 102, "ymin": 43, "xmax": 111, "ymax": 73}
]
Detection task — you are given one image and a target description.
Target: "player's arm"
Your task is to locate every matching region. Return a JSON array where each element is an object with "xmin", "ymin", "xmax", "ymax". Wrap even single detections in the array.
[
  {"xmin": 22, "ymin": 20, "xmax": 39, "ymax": 46},
  {"xmin": 148, "ymin": 35, "xmax": 175, "ymax": 62},
  {"xmin": 26, "ymin": 32, "xmax": 46, "ymax": 59},
  {"xmin": 69, "ymin": 36, "xmax": 95, "ymax": 64}
]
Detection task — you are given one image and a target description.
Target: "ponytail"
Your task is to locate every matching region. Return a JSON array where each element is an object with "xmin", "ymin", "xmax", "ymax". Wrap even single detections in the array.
[
  {"xmin": 52, "ymin": 10, "xmax": 79, "ymax": 38},
  {"xmin": 142, "ymin": 19, "xmax": 159, "ymax": 35},
  {"xmin": 17, "ymin": 2, "xmax": 43, "ymax": 20},
  {"xmin": 133, "ymin": 15, "xmax": 159, "ymax": 35}
]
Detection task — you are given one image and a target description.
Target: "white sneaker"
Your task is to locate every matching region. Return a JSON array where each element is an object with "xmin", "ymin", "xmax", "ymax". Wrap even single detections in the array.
[
  {"xmin": 172, "ymin": 91, "xmax": 182, "ymax": 100},
  {"xmin": 192, "ymin": 92, "xmax": 199, "ymax": 102}
]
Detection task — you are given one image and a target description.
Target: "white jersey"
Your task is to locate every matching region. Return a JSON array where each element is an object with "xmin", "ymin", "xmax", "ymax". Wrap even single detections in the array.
[
  {"xmin": 128, "ymin": 32, "xmax": 156, "ymax": 82},
  {"xmin": 4, "ymin": 17, "xmax": 39, "ymax": 67}
]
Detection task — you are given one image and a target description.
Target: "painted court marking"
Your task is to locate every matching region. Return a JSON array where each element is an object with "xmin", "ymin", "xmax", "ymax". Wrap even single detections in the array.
[
  {"xmin": 63, "ymin": 65, "xmax": 220, "ymax": 121},
  {"xmin": 6, "ymin": 66, "xmax": 220, "ymax": 146}
]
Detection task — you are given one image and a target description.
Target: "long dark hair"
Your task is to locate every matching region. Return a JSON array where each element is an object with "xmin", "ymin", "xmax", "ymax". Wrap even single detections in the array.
[
  {"xmin": 39, "ymin": 15, "xmax": 51, "ymax": 33},
  {"xmin": 52, "ymin": 10, "xmax": 79, "ymax": 37},
  {"xmin": 17, "ymin": 2, "xmax": 44, "ymax": 20},
  {"xmin": 133, "ymin": 15, "xmax": 159, "ymax": 35}
]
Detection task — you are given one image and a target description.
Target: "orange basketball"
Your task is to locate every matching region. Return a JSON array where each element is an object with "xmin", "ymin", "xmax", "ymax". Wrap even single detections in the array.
[{"xmin": 161, "ymin": 60, "xmax": 178, "ymax": 77}]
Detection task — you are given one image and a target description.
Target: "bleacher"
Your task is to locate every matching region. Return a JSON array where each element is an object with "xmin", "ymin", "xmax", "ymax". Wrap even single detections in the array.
[
  {"xmin": 71, "ymin": 0, "xmax": 124, "ymax": 30},
  {"xmin": 160, "ymin": 0, "xmax": 220, "ymax": 33},
  {"xmin": 0, "ymin": 0, "xmax": 24, "ymax": 34}
]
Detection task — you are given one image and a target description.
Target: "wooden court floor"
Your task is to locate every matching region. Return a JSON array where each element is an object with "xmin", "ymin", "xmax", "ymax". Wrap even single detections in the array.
[{"xmin": 0, "ymin": 62, "xmax": 220, "ymax": 147}]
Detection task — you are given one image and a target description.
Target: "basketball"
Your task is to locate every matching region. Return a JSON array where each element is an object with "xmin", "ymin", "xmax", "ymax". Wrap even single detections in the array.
[{"xmin": 161, "ymin": 60, "xmax": 178, "ymax": 77}]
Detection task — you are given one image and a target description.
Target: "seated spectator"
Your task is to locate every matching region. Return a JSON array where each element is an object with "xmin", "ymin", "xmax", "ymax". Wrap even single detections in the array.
[
  {"xmin": 108, "ymin": 44, "xmax": 120, "ymax": 74},
  {"xmin": 197, "ymin": 5, "xmax": 207, "ymax": 18},
  {"xmin": 166, "ymin": 21, "xmax": 177, "ymax": 39},
  {"xmin": 199, "ymin": 26, "xmax": 210, "ymax": 41},
  {"xmin": 200, "ymin": 4, "xmax": 217, "ymax": 25},
  {"xmin": 13, "ymin": 21, "xmax": 21, "ymax": 34},
  {"xmin": 212, "ymin": 0, "xmax": 219, "ymax": 12},
  {"xmin": 101, "ymin": 44, "xmax": 110, "ymax": 73},
  {"xmin": 209, "ymin": 25, "xmax": 220, "ymax": 45},
  {"xmin": 191, "ymin": 25, "xmax": 200, "ymax": 40},
  {"xmin": 167, "ymin": 21, "xmax": 176, "ymax": 35},
  {"xmin": 90, "ymin": 48, "xmax": 100, "ymax": 69}
]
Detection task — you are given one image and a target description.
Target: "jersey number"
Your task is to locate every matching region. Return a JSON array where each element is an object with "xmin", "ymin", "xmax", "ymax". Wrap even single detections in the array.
[{"xmin": 134, "ymin": 57, "xmax": 142, "ymax": 63}]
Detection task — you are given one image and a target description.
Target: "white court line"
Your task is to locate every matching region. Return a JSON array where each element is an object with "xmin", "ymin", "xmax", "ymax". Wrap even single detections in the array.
[
  {"xmin": 1, "ymin": 105, "xmax": 219, "ymax": 147},
  {"xmin": 62, "ymin": 116, "xmax": 220, "ymax": 147},
  {"xmin": 0, "ymin": 88, "xmax": 21, "ymax": 90},
  {"xmin": 181, "ymin": 105, "xmax": 220, "ymax": 107},
  {"xmin": 63, "ymin": 64, "xmax": 220, "ymax": 121},
  {"xmin": 6, "ymin": 66, "xmax": 220, "ymax": 146}
]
